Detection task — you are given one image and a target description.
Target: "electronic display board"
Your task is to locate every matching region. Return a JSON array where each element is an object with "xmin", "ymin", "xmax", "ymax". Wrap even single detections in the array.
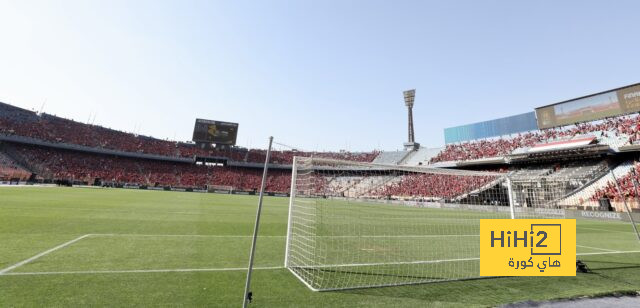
[
  {"xmin": 192, "ymin": 119, "xmax": 238, "ymax": 145},
  {"xmin": 536, "ymin": 84, "xmax": 640, "ymax": 129}
]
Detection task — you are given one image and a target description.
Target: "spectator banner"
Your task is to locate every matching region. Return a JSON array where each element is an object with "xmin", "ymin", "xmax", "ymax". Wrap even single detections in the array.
[
  {"xmin": 536, "ymin": 83, "xmax": 640, "ymax": 129},
  {"xmin": 192, "ymin": 119, "xmax": 239, "ymax": 145},
  {"xmin": 480, "ymin": 219, "xmax": 576, "ymax": 276}
]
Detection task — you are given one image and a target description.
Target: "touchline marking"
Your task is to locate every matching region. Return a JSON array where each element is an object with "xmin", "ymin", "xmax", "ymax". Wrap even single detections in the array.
[
  {"xmin": 1, "ymin": 266, "xmax": 285, "ymax": 276},
  {"xmin": 0, "ymin": 234, "xmax": 92, "ymax": 275},
  {"xmin": 91, "ymin": 233, "xmax": 286, "ymax": 238},
  {"xmin": 315, "ymin": 234, "xmax": 479, "ymax": 238},
  {"xmin": 576, "ymin": 244, "xmax": 618, "ymax": 252},
  {"xmin": 90, "ymin": 233, "xmax": 477, "ymax": 238}
]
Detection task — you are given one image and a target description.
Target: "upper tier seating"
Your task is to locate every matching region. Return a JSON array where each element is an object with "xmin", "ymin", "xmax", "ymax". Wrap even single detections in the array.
[
  {"xmin": 431, "ymin": 114, "xmax": 640, "ymax": 163},
  {"xmin": 0, "ymin": 102, "xmax": 378, "ymax": 164}
]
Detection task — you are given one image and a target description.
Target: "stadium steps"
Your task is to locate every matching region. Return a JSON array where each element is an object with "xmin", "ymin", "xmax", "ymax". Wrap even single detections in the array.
[
  {"xmin": 372, "ymin": 150, "xmax": 409, "ymax": 165},
  {"xmin": 400, "ymin": 147, "xmax": 443, "ymax": 166},
  {"xmin": 0, "ymin": 151, "xmax": 31, "ymax": 180},
  {"xmin": 0, "ymin": 144, "xmax": 42, "ymax": 176},
  {"xmin": 560, "ymin": 161, "xmax": 633, "ymax": 206}
]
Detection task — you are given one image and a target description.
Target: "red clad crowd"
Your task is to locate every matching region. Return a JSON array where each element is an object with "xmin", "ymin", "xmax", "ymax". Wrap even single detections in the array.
[
  {"xmin": 9, "ymin": 144, "xmax": 292, "ymax": 192},
  {"xmin": 0, "ymin": 102, "xmax": 378, "ymax": 164},
  {"xmin": 430, "ymin": 114, "xmax": 640, "ymax": 163},
  {"xmin": 377, "ymin": 173, "xmax": 496, "ymax": 199},
  {"xmin": 591, "ymin": 162, "xmax": 640, "ymax": 202}
]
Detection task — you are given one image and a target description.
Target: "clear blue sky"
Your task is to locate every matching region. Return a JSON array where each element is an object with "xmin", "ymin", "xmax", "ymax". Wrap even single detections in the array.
[{"xmin": 1, "ymin": 0, "xmax": 639, "ymax": 151}]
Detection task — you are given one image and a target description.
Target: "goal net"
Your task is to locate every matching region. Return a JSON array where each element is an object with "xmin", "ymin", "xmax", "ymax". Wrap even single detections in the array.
[{"xmin": 284, "ymin": 157, "xmax": 639, "ymax": 291}]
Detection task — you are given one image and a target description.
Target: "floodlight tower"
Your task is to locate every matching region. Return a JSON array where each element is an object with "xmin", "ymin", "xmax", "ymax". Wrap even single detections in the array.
[{"xmin": 403, "ymin": 89, "xmax": 420, "ymax": 150}]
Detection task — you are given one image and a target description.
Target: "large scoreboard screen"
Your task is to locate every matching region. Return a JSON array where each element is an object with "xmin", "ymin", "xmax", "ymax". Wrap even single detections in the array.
[
  {"xmin": 536, "ymin": 83, "xmax": 640, "ymax": 129},
  {"xmin": 192, "ymin": 119, "xmax": 238, "ymax": 145}
]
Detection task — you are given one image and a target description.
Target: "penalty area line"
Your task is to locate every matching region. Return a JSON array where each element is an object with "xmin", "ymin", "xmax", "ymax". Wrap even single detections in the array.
[
  {"xmin": 1, "ymin": 266, "xmax": 285, "ymax": 276},
  {"xmin": 0, "ymin": 234, "xmax": 92, "ymax": 275}
]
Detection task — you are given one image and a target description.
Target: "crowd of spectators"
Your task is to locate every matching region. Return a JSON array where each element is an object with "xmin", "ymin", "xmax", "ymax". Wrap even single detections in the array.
[
  {"xmin": 0, "ymin": 102, "xmax": 378, "ymax": 164},
  {"xmin": 376, "ymin": 173, "xmax": 497, "ymax": 199},
  {"xmin": 430, "ymin": 114, "xmax": 640, "ymax": 163},
  {"xmin": 590, "ymin": 161, "xmax": 640, "ymax": 202},
  {"xmin": 5, "ymin": 144, "xmax": 291, "ymax": 192}
]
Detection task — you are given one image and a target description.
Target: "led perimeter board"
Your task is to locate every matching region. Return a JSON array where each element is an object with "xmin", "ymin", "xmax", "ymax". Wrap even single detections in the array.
[
  {"xmin": 192, "ymin": 118, "xmax": 238, "ymax": 145},
  {"xmin": 536, "ymin": 83, "xmax": 640, "ymax": 129}
]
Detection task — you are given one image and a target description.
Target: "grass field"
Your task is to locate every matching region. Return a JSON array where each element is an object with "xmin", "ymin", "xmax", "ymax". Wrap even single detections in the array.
[{"xmin": 1, "ymin": 187, "xmax": 640, "ymax": 307}]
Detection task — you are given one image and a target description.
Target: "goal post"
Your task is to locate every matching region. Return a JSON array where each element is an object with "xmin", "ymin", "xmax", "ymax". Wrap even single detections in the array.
[
  {"xmin": 284, "ymin": 157, "xmax": 514, "ymax": 291},
  {"xmin": 284, "ymin": 157, "xmax": 640, "ymax": 291}
]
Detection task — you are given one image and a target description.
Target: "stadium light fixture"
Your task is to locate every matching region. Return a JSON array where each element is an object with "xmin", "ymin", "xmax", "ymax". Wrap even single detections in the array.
[
  {"xmin": 403, "ymin": 89, "xmax": 415, "ymax": 108},
  {"xmin": 403, "ymin": 89, "xmax": 418, "ymax": 149}
]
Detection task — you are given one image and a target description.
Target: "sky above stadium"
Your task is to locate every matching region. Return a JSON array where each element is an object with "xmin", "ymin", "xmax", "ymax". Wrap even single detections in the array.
[{"xmin": 1, "ymin": 0, "xmax": 640, "ymax": 152}]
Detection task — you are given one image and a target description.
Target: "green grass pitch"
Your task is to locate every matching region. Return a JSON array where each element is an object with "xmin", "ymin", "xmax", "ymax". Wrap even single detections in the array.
[{"xmin": 1, "ymin": 187, "xmax": 639, "ymax": 307}]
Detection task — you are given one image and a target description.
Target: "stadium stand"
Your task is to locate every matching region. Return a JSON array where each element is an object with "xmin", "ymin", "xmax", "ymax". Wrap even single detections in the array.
[
  {"xmin": 1, "ymin": 143, "xmax": 291, "ymax": 192},
  {"xmin": 3, "ymin": 100, "xmax": 640, "ymax": 208},
  {"xmin": 402, "ymin": 147, "xmax": 443, "ymax": 165},
  {"xmin": 590, "ymin": 161, "xmax": 640, "ymax": 204},
  {"xmin": 0, "ymin": 151, "xmax": 31, "ymax": 181},
  {"xmin": 561, "ymin": 161, "xmax": 633, "ymax": 209},
  {"xmin": 430, "ymin": 113, "xmax": 640, "ymax": 163},
  {"xmin": 375, "ymin": 173, "xmax": 498, "ymax": 200},
  {"xmin": 372, "ymin": 150, "xmax": 409, "ymax": 165},
  {"xmin": 508, "ymin": 166, "xmax": 554, "ymax": 179},
  {"xmin": 0, "ymin": 102, "xmax": 379, "ymax": 164},
  {"xmin": 546, "ymin": 161, "xmax": 608, "ymax": 181}
]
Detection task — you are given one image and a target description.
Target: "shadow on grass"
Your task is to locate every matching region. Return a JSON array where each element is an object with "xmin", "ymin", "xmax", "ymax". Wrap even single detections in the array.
[{"xmin": 331, "ymin": 261, "xmax": 640, "ymax": 306}]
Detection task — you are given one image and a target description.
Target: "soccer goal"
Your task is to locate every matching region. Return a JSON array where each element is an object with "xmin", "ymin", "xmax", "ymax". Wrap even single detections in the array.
[{"xmin": 284, "ymin": 157, "xmax": 639, "ymax": 291}]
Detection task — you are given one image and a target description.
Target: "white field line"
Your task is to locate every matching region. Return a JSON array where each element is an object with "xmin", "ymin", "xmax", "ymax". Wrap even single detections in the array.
[
  {"xmin": 91, "ymin": 233, "xmax": 479, "ymax": 238},
  {"xmin": 304, "ymin": 257, "xmax": 482, "ymax": 269},
  {"xmin": 0, "ymin": 185, "xmax": 57, "ymax": 188},
  {"xmin": 1, "ymin": 266, "xmax": 285, "ymax": 276},
  {"xmin": 310, "ymin": 234, "xmax": 478, "ymax": 238},
  {"xmin": 0, "ymin": 234, "xmax": 92, "ymax": 275},
  {"xmin": 577, "ymin": 226, "xmax": 636, "ymax": 234},
  {"xmin": 576, "ymin": 244, "xmax": 618, "ymax": 252},
  {"xmin": 0, "ymin": 206, "xmax": 226, "ymax": 216},
  {"xmin": 3, "ymin": 250, "xmax": 640, "ymax": 277},
  {"xmin": 576, "ymin": 250, "xmax": 640, "ymax": 256},
  {"xmin": 3, "ymin": 233, "xmax": 637, "ymax": 277},
  {"xmin": 91, "ymin": 233, "xmax": 286, "ymax": 238}
]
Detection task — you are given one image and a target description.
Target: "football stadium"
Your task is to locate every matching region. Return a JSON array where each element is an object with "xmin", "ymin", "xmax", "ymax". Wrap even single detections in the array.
[
  {"xmin": 2, "ymin": 1, "xmax": 640, "ymax": 307},
  {"xmin": 2, "ymin": 83, "xmax": 640, "ymax": 306}
]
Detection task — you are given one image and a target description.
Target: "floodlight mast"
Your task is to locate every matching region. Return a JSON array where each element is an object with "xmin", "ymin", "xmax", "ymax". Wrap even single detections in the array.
[{"xmin": 403, "ymin": 89, "xmax": 419, "ymax": 150}]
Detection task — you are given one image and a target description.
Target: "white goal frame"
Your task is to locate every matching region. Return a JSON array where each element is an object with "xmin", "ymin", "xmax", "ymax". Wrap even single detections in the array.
[
  {"xmin": 283, "ymin": 157, "xmax": 640, "ymax": 291},
  {"xmin": 283, "ymin": 157, "xmax": 519, "ymax": 291}
]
